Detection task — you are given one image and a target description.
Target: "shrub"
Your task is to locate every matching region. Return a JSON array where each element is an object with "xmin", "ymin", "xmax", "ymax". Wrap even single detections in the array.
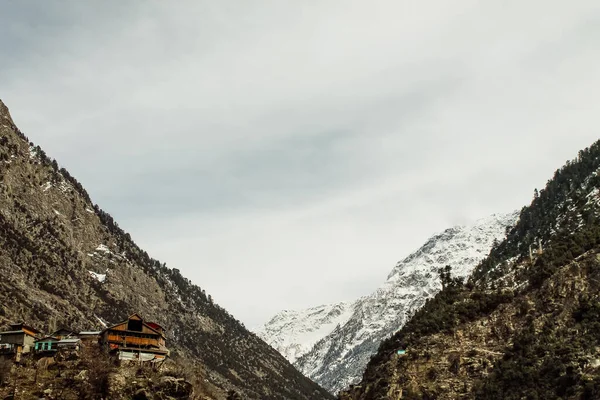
[
  {"xmin": 80, "ymin": 346, "xmax": 115, "ymax": 399},
  {"xmin": 0, "ymin": 358, "xmax": 12, "ymax": 386}
]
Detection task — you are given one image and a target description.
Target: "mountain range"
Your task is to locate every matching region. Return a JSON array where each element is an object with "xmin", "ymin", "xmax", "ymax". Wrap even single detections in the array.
[
  {"xmin": 340, "ymin": 140, "xmax": 600, "ymax": 399},
  {"xmin": 259, "ymin": 212, "xmax": 518, "ymax": 393},
  {"xmin": 4, "ymin": 97, "xmax": 600, "ymax": 399}
]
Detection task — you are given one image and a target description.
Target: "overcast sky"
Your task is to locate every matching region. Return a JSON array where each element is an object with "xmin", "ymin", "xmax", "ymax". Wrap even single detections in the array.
[{"xmin": 1, "ymin": 1, "xmax": 599, "ymax": 328}]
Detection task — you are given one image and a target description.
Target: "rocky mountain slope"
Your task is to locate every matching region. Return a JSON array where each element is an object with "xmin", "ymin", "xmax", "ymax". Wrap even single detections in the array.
[
  {"xmin": 340, "ymin": 140, "xmax": 600, "ymax": 399},
  {"xmin": 0, "ymin": 99, "xmax": 333, "ymax": 400},
  {"xmin": 260, "ymin": 213, "xmax": 518, "ymax": 393}
]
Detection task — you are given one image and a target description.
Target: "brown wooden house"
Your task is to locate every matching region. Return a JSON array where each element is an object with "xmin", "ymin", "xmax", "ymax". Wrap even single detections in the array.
[
  {"xmin": 100, "ymin": 313, "xmax": 168, "ymax": 363},
  {"xmin": 0, "ymin": 323, "xmax": 40, "ymax": 362}
]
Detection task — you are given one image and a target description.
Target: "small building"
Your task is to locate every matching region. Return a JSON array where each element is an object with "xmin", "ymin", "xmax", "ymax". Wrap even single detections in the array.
[
  {"xmin": 57, "ymin": 338, "xmax": 82, "ymax": 351},
  {"xmin": 0, "ymin": 323, "xmax": 40, "ymax": 362},
  {"xmin": 34, "ymin": 336, "xmax": 60, "ymax": 353},
  {"xmin": 78, "ymin": 331, "xmax": 101, "ymax": 344},
  {"xmin": 100, "ymin": 313, "xmax": 168, "ymax": 363},
  {"xmin": 35, "ymin": 337, "xmax": 82, "ymax": 353}
]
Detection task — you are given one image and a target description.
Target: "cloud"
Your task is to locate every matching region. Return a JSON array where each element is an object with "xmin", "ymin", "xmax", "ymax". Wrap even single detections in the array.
[{"xmin": 1, "ymin": 0, "xmax": 600, "ymax": 327}]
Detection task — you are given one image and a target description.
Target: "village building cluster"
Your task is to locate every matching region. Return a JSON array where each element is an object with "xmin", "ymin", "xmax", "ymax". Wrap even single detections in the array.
[{"xmin": 0, "ymin": 314, "xmax": 169, "ymax": 364}]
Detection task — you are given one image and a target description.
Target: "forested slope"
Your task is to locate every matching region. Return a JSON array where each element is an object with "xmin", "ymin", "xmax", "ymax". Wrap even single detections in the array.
[{"xmin": 340, "ymin": 140, "xmax": 600, "ymax": 400}]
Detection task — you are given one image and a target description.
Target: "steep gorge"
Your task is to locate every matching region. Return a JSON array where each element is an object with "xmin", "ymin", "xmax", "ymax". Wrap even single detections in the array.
[{"xmin": 0, "ymin": 99, "xmax": 333, "ymax": 400}]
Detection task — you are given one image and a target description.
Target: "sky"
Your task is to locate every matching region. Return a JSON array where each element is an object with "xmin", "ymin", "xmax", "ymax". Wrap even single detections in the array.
[{"xmin": 1, "ymin": 0, "xmax": 600, "ymax": 329}]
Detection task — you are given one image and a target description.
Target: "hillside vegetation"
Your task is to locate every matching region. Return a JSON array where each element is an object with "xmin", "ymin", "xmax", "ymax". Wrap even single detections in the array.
[
  {"xmin": 0, "ymin": 99, "xmax": 333, "ymax": 400},
  {"xmin": 340, "ymin": 140, "xmax": 600, "ymax": 400},
  {"xmin": 261, "ymin": 213, "xmax": 516, "ymax": 394}
]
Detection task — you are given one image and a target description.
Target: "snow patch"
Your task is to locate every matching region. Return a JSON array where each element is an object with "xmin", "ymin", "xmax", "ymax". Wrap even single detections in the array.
[
  {"xmin": 88, "ymin": 270, "xmax": 106, "ymax": 283},
  {"xmin": 58, "ymin": 180, "xmax": 72, "ymax": 193},
  {"xmin": 96, "ymin": 244, "xmax": 112, "ymax": 254},
  {"xmin": 94, "ymin": 315, "xmax": 108, "ymax": 328}
]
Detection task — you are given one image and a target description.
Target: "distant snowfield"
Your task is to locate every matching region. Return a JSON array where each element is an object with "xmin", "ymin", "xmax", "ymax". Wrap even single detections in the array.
[
  {"xmin": 258, "ymin": 211, "xmax": 519, "ymax": 393},
  {"xmin": 258, "ymin": 302, "xmax": 354, "ymax": 364}
]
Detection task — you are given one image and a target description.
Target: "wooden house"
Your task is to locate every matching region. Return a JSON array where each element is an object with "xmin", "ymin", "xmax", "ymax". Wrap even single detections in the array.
[
  {"xmin": 35, "ymin": 336, "xmax": 82, "ymax": 353},
  {"xmin": 78, "ymin": 331, "xmax": 101, "ymax": 344},
  {"xmin": 57, "ymin": 338, "xmax": 82, "ymax": 351},
  {"xmin": 100, "ymin": 313, "xmax": 168, "ymax": 363},
  {"xmin": 0, "ymin": 323, "xmax": 40, "ymax": 362},
  {"xmin": 34, "ymin": 336, "xmax": 59, "ymax": 353}
]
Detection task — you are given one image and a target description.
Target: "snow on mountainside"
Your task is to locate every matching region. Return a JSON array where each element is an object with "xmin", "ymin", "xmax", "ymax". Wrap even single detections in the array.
[
  {"xmin": 259, "ymin": 212, "xmax": 518, "ymax": 394},
  {"xmin": 258, "ymin": 302, "xmax": 353, "ymax": 363}
]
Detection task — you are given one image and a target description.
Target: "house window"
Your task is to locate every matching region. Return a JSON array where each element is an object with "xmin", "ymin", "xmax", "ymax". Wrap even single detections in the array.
[{"xmin": 127, "ymin": 319, "xmax": 143, "ymax": 332}]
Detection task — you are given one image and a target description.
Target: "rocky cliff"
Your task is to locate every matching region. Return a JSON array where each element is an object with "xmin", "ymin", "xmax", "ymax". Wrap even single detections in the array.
[{"xmin": 0, "ymin": 99, "xmax": 333, "ymax": 400}]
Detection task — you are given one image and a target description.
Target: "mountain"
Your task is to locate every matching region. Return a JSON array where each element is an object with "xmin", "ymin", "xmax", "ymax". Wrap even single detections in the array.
[
  {"xmin": 340, "ymin": 140, "xmax": 600, "ymax": 399},
  {"xmin": 0, "ymin": 99, "xmax": 333, "ymax": 400},
  {"xmin": 260, "ymin": 212, "xmax": 518, "ymax": 394},
  {"xmin": 258, "ymin": 302, "xmax": 354, "ymax": 364}
]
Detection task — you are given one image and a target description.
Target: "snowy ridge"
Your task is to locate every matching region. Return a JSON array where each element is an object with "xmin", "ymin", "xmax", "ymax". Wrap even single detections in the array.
[
  {"xmin": 258, "ymin": 302, "xmax": 353, "ymax": 363},
  {"xmin": 259, "ymin": 212, "xmax": 518, "ymax": 393}
]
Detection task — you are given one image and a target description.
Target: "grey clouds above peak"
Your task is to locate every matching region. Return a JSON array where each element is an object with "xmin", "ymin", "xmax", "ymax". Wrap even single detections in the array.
[{"xmin": 2, "ymin": 0, "xmax": 600, "ymax": 327}]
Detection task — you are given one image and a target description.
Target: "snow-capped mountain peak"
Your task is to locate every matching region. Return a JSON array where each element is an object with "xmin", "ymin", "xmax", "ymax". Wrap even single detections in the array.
[
  {"xmin": 258, "ymin": 302, "xmax": 353, "ymax": 363},
  {"xmin": 259, "ymin": 211, "xmax": 518, "ymax": 394},
  {"xmin": 387, "ymin": 212, "xmax": 517, "ymax": 281}
]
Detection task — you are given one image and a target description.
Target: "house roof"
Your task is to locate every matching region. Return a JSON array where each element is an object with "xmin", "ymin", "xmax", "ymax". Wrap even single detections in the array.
[
  {"xmin": 8, "ymin": 323, "xmax": 40, "ymax": 334},
  {"xmin": 103, "ymin": 313, "xmax": 164, "ymax": 337},
  {"xmin": 0, "ymin": 330, "xmax": 26, "ymax": 335},
  {"xmin": 79, "ymin": 331, "xmax": 101, "ymax": 335},
  {"xmin": 58, "ymin": 338, "xmax": 81, "ymax": 344},
  {"xmin": 129, "ymin": 313, "xmax": 143, "ymax": 321},
  {"xmin": 35, "ymin": 336, "xmax": 59, "ymax": 343},
  {"xmin": 147, "ymin": 322, "xmax": 164, "ymax": 331}
]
